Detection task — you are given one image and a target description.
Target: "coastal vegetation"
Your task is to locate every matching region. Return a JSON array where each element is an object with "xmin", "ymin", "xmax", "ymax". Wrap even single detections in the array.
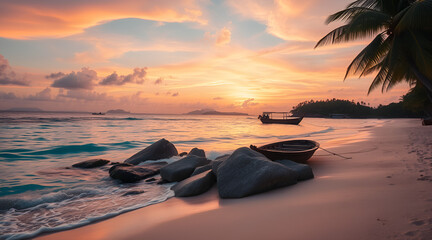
[
  {"xmin": 290, "ymin": 98, "xmax": 422, "ymax": 118},
  {"xmin": 316, "ymin": 0, "xmax": 432, "ymax": 116}
]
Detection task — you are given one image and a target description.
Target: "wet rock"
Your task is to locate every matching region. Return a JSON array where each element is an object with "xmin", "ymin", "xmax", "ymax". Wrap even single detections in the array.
[
  {"xmin": 124, "ymin": 138, "xmax": 178, "ymax": 165},
  {"xmin": 191, "ymin": 163, "xmax": 213, "ymax": 176},
  {"xmin": 122, "ymin": 190, "xmax": 145, "ymax": 196},
  {"xmin": 109, "ymin": 162, "xmax": 167, "ymax": 183},
  {"xmin": 72, "ymin": 159, "xmax": 110, "ymax": 168},
  {"xmin": 179, "ymin": 152, "xmax": 188, "ymax": 157},
  {"xmin": 217, "ymin": 147, "xmax": 298, "ymax": 198},
  {"xmin": 172, "ymin": 170, "xmax": 216, "ymax": 197},
  {"xmin": 157, "ymin": 179, "xmax": 170, "ymax": 185},
  {"xmin": 160, "ymin": 155, "xmax": 211, "ymax": 182},
  {"xmin": 275, "ymin": 160, "xmax": 314, "ymax": 181},
  {"xmin": 188, "ymin": 147, "xmax": 206, "ymax": 158},
  {"xmin": 145, "ymin": 177, "xmax": 158, "ymax": 183}
]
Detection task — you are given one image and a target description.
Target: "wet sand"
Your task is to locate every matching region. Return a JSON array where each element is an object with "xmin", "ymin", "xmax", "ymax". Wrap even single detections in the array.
[{"xmin": 38, "ymin": 119, "xmax": 432, "ymax": 240}]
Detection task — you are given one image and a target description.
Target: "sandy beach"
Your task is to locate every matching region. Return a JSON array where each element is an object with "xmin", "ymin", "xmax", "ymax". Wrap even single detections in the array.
[{"xmin": 37, "ymin": 119, "xmax": 432, "ymax": 240}]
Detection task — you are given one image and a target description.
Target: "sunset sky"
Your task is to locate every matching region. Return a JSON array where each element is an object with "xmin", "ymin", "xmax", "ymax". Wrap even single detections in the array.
[{"xmin": 0, "ymin": 0, "xmax": 410, "ymax": 114}]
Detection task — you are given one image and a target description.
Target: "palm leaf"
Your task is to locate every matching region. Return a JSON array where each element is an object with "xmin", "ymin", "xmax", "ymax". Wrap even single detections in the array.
[
  {"xmin": 395, "ymin": 0, "xmax": 432, "ymax": 33},
  {"xmin": 325, "ymin": 7, "xmax": 381, "ymax": 24},
  {"xmin": 368, "ymin": 60, "xmax": 389, "ymax": 94},
  {"xmin": 347, "ymin": 0, "xmax": 381, "ymax": 9},
  {"xmin": 344, "ymin": 32, "xmax": 387, "ymax": 79},
  {"xmin": 315, "ymin": 10, "xmax": 389, "ymax": 48}
]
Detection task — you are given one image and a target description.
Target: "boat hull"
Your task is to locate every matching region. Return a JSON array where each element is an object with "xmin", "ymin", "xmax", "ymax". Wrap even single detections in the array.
[
  {"xmin": 260, "ymin": 116, "xmax": 303, "ymax": 125},
  {"xmin": 250, "ymin": 139, "xmax": 319, "ymax": 163}
]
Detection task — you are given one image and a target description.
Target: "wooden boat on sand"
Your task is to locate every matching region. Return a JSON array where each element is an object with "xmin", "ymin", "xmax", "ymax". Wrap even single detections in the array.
[
  {"xmin": 250, "ymin": 140, "xmax": 319, "ymax": 163},
  {"xmin": 258, "ymin": 112, "xmax": 303, "ymax": 125},
  {"xmin": 423, "ymin": 118, "xmax": 432, "ymax": 126}
]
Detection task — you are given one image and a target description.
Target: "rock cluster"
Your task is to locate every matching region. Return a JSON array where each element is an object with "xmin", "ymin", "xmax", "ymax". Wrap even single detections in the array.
[
  {"xmin": 71, "ymin": 138, "xmax": 314, "ymax": 199},
  {"xmin": 170, "ymin": 147, "xmax": 314, "ymax": 199}
]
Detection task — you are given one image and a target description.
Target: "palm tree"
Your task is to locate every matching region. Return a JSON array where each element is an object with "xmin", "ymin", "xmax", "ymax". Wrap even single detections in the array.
[{"xmin": 315, "ymin": 0, "xmax": 432, "ymax": 104}]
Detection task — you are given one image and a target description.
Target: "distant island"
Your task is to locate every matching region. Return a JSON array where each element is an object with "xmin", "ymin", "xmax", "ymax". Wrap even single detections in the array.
[
  {"xmin": 4, "ymin": 107, "xmax": 43, "ymax": 112},
  {"xmin": 290, "ymin": 98, "xmax": 423, "ymax": 118},
  {"xmin": 107, "ymin": 109, "xmax": 131, "ymax": 114},
  {"xmin": 186, "ymin": 109, "xmax": 248, "ymax": 116}
]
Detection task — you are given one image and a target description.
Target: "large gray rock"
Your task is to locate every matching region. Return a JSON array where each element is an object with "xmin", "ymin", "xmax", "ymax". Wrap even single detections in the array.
[
  {"xmin": 109, "ymin": 162, "xmax": 167, "ymax": 183},
  {"xmin": 211, "ymin": 154, "xmax": 230, "ymax": 176},
  {"xmin": 160, "ymin": 155, "xmax": 211, "ymax": 182},
  {"xmin": 171, "ymin": 170, "xmax": 216, "ymax": 197},
  {"xmin": 191, "ymin": 163, "xmax": 213, "ymax": 176},
  {"xmin": 188, "ymin": 147, "xmax": 206, "ymax": 158},
  {"xmin": 275, "ymin": 160, "xmax": 314, "ymax": 181},
  {"xmin": 124, "ymin": 139, "xmax": 178, "ymax": 165},
  {"xmin": 217, "ymin": 147, "xmax": 298, "ymax": 198},
  {"xmin": 72, "ymin": 159, "xmax": 110, "ymax": 168}
]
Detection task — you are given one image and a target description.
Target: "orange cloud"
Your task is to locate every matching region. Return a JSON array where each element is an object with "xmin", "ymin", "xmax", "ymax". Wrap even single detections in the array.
[
  {"xmin": 227, "ymin": 0, "xmax": 347, "ymax": 41},
  {"xmin": 0, "ymin": 0, "xmax": 207, "ymax": 39},
  {"xmin": 216, "ymin": 27, "xmax": 231, "ymax": 45}
]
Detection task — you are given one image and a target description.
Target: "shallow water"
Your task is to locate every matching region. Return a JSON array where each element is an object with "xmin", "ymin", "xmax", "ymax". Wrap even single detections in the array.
[{"xmin": 0, "ymin": 112, "xmax": 387, "ymax": 239}]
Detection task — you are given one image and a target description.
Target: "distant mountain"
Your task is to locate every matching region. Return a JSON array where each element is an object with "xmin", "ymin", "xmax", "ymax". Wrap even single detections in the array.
[
  {"xmin": 186, "ymin": 109, "xmax": 248, "ymax": 116},
  {"xmin": 5, "ymin": 107, "xmax": 43, "ymax": 112},
  {"xmin": 107, "ymin": 109, "xmax": 130, "ymax": 114}
]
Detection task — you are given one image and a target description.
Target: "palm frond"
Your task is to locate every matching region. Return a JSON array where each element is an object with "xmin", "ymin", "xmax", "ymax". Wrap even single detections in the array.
[
  {"xmin": 347, "ymin": 0, "xmax": 381, "ymax": 9},
  {"xmin": 361, "ymin": 61, "xmax": 382, "ymax": 77},
  {"xmin": 315, "ymin": 10, "xmax": 389, "ymax": 48},
  {"xmin": 359, "ymin": 35, "xmax": 392, "ymax": 77},
  {"xmin": 395, "ymin": 0, "xmax": 432, "ymax": 33},
  {"xmin": 315, "ymin": 25, "xmax": 347, "ymax": 48},
  {"xmin": 344, "ymin": 32, "xmax": 389, "ymax": 79},
  {"xmin": 367, "ymin": 62, "xmax": 389, "ymax": 94},
  {"xmin": 325, "ymin": 7, "xmax": 381, "ymax": 24}
]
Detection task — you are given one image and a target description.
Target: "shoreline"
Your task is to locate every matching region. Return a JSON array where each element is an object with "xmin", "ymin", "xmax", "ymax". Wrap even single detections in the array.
[{"xmin": 37, "ymin": 119, "xmax": 432, "ymax": 240}]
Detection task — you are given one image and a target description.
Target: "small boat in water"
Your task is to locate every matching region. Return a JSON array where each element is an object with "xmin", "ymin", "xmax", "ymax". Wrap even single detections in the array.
[
  {"xmin": 92, "ymin": 112, "xmax": 105, "ymax": 115},
  {"xmin": 258, "ymin": 112, "xmax": 303, "ymax": 125},
  {"xmin": 250, "ymin": 139, "xmax": 319, "ymax": 163}
]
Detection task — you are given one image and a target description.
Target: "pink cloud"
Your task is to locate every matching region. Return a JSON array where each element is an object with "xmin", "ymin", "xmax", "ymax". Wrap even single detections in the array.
[
  {"xmin": 216, "ymin": 27, "xmax": 231, "ymax": 45},
  {"xmin": 227, "ymin": 0, "xmax": 347, "ymax": 41},
  {"xmin": 0, "ymin": 0, "xmax": 207, "ymax": 39}
]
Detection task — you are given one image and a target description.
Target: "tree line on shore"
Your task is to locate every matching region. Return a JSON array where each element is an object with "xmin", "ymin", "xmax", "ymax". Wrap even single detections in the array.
[{"xmin": 290, "ymin": 96, "xmax": 427, "ymax": 118}]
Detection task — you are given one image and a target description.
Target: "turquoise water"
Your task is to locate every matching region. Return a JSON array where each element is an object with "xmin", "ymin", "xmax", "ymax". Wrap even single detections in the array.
[{"xmin": 0, "ymin": 112, "xmax": 385, "ymax": 239}]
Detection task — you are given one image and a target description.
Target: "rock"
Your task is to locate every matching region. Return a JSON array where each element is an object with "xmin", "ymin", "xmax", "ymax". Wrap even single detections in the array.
[
  {"xmin": 157, "ymin": 179, "xmax": 170, "ymax": 185},
  {"xmin": 172, "ymin": 170, "xmax": 216, "ymax": 197},
  {"xmin": 211, "ymin": 155, "xmax": 230, "ymax": 176},
  {"xmin": 191, "ymin": 163, "xmax": 213, "ymax": 176},
  {"xmin": 124, "ymin": 138, "xmax": 178, "ymax": 165},
  {"xmin": 160, "ymin": 155, "xmax": 211, "ymax": 182},
  {"xmin": 122, "ymin": 190, "xmax": 145, "ymax": 196},
  {"xmin": 109, "ymin": 162, "xmax": 167, "ymax": 183},
  {"xmin": 179, "ymin": 152, "xmax": 188, "ymax": 157},
  {"xmin": 145, "ymin": 177, "xmax": 158, "ymax": 183},
  {"xmin": 217, "ymin": 147, "xmax": 298, "ymax": 198},
  {"xmin": 275, "ymin": 160, "xmax": 314, "ymax": 181},
  {"xmin": 215, "ymin": 154, "xmax": 230, "ymax": 160},
  {"xmin": 72, "ymin": 159, "xmax": 110, "ymax": 168},
  {"xmin": 188, "ymin": 147, "xmax": 206, "ymax": 157}
]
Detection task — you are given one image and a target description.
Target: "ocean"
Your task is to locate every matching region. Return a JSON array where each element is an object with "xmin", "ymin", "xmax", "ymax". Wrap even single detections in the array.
[{"xmin": 0, "ymin": 112, "xmax": 385, "ymax": 239}]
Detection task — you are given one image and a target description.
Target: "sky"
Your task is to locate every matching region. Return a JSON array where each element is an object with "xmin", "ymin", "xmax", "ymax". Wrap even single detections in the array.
[{"xmin": 0, "ymin": 0, "xmax": 411, "ymax": 114}]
